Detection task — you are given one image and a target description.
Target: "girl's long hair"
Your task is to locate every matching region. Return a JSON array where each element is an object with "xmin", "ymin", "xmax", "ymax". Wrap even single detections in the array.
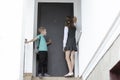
[{"xmin": 65, "ymin": 16, "xmax": 74, "ymax": 28}]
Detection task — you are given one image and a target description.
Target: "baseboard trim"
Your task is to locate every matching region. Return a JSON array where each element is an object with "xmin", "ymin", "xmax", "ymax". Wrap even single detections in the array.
[
  {"xmin": 24, "ymin": 73, "xmax": 32, "ymax": 80},
  {"xmin": 24, "ymin": 73, "xmax": 32, "ymax": 76}
]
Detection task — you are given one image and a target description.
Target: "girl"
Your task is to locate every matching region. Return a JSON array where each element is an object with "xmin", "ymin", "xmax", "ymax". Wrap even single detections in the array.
[{"xmin": 63, "ymin": 16, "xmax": 77, "ymax": 77}]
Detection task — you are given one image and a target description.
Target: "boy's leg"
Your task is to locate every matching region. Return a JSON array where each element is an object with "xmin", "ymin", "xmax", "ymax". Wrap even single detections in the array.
[
  {"xmin": 43, "ymin": 51, "xmax": 48, "ymax": 74},
  {"xmin": 38, "ymin": 52, "xmax": 45, "ymax": 75}
]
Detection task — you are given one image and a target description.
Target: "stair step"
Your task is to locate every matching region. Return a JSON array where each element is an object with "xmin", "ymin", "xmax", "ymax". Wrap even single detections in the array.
[{"xmin": 32, "ymin": 77, "xmax": 81, "ymax": 80}]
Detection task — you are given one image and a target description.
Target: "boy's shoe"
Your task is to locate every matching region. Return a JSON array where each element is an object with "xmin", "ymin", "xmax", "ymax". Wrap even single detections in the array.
[
  {"xmin": 44, "ymin": 73, "xmax": 50, "ymax": 77},
  {"xmin": 38, "ymin": 73, "xmax": 43, "ymax": 78}
]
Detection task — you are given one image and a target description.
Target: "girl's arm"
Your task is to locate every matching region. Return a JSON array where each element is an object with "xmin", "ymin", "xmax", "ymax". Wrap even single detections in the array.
[
  {"xmin": 73, "ymin": 16, "xmax": 77, "ymax": 23},
  {"xmin": 63, "ymin": 26, "xmax": 68, "ymax": 50},
  {"xmin": 25, "ymin": 37, "xmax": 38, "ymax": 44}
]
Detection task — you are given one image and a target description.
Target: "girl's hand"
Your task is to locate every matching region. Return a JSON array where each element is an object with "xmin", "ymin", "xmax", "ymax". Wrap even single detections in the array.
[
  {"xmin": 63, "ymin": 47, "xmax": 65, "ymax": 52},
  {"xmin": 73, "ymin": 16, "xmax": 77, "ymax": 23}
]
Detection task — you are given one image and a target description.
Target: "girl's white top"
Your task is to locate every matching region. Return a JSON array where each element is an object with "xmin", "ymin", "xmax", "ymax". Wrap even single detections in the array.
[
  {"xmin": 63, "ymin": 23, "xmax": 79, "ymax": 50},
  {"xmin": 63, "ymin": 26, "xmax": 68, "ymax": 50}
]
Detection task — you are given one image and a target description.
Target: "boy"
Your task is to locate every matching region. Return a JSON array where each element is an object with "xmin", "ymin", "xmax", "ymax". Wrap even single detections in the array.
[{"xmin": 25, "ymin": 27, "xmax": 51, "ymax": 77}]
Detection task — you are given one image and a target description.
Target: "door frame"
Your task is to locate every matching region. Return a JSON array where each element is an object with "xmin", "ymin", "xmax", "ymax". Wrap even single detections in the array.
[{"xmin": 33, "ymin": 0, "xmax": 81, "ymax": 77}]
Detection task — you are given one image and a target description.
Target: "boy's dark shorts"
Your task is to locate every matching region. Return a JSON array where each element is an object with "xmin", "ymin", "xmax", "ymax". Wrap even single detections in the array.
[{"xmin": 37, "ymin": 51, "xmax": 48, "ymax": 61}]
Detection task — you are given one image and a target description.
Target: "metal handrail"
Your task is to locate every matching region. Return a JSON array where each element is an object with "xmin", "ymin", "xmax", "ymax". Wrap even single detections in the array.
[{"xmin": 23, "ymin": 39, "xmax": 27, "ymax": 74}]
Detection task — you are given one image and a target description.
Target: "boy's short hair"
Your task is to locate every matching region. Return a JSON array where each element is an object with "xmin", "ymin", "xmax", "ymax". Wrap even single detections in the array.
[{"xmin": 38, "ymin": 27, "xmax": 46, "ymax": 33}]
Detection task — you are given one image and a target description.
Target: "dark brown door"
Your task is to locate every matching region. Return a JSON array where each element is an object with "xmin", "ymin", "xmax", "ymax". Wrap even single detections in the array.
[{"xmin": 37, "ymin": 3, "xmax": 73, "ymax": 76}]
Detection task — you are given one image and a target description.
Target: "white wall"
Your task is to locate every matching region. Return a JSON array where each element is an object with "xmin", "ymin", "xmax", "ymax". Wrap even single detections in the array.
[
  {"xmin": 79, "ymin": 0, "xmax": 120, "ymax": 76},
  {"xmin": 74, "ymin": 0, "xmax": 82, "ymax": 77},
  {"xmin": 87, "ymin": 34, "xmax": 120, "ymax": 80},
  {"xmin": 24, "ymin": 0, "xmax": 35, "ymax": 73},
  {"xmin": 0, "ymin": 0, "xmax": 24, "ymax": 80}
]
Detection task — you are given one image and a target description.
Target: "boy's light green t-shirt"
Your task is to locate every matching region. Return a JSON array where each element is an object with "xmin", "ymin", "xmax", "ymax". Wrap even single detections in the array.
[{"xmin": 37, "ymin": 34, "xmax": 48, "ymax": 51}]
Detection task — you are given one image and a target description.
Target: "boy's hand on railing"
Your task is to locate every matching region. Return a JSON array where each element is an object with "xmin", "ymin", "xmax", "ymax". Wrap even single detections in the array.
[{"xmin": 25, "ymin": 39, "xmax": 29, "ymax": 44}]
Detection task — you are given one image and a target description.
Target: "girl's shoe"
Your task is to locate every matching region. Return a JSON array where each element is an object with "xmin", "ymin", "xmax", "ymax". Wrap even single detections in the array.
[{"xmin": 64, "ymin": 72, "xmax": 74, "ymax": 77}]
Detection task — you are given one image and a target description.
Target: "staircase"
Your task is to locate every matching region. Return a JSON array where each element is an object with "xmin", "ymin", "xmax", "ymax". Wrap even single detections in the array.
[
  {"xmin": 24, "ymin": 73, "xmax": 82, "ymax": 80},
  {"xmin": 32, "ymin": 77, "xmax": 81, "ymax": 80}
]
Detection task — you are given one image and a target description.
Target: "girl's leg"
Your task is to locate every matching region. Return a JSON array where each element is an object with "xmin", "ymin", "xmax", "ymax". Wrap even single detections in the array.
[
  {"xmin": 70, "ymin": 51, "xmax": 75, "ymax": 72},
  {"xmin": 65, "ymin": 50, "xmax": 73, "ymax": 76}
]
